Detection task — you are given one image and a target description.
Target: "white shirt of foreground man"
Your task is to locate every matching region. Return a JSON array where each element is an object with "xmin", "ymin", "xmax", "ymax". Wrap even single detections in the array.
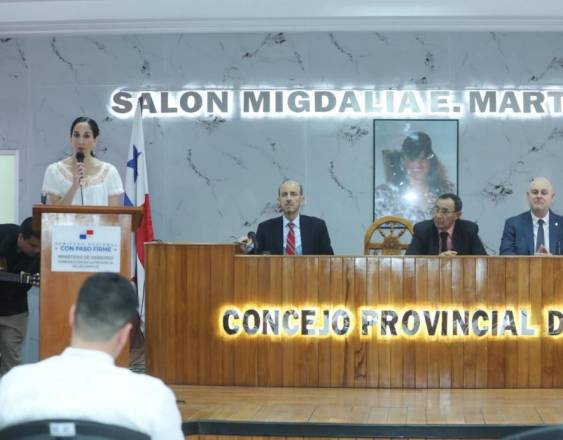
[
  {"xmin": 0, "ymin": 273, "xmax": 183, "ymax": 440},
  {"xmin": 0, "ymin": 348, "xmax": 183, "ymax": 439}
]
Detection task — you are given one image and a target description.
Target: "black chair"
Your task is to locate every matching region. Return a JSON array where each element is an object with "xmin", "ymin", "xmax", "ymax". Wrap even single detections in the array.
[
  {"xmin": 0, "ymin": 420, "xmax": 150, "ymax": 440},
  {"xmin": 502, "ymin": 425, "xmax": 563, "ymax": 440}
]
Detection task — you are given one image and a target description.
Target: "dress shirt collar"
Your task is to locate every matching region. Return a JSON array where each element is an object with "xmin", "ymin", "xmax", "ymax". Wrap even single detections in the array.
[
  {"xmin": 283, "ymin": 214, "xmax": 300, "ymax": 230},
  {"xmin": 437, "ymin": 222, "xmax": 455, "ymax": 237},
  {"xmin": 62, "ymin": 347, "xmax": 115, "ymax": 365},
  {"xmin": 531, "ymin": 210, "xmax": 550, "ymax": 226}
]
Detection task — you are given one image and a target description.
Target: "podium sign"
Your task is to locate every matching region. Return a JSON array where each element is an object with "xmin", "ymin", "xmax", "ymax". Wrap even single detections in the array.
[{"xmin": 51, "ymin": 225, "xmax": 121, "ymax": 272}]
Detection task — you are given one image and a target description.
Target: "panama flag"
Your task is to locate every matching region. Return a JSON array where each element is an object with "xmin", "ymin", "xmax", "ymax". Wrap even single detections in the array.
[{"xmin": 124, "ymin": 99, "xmax": 154, "ymax": 323}]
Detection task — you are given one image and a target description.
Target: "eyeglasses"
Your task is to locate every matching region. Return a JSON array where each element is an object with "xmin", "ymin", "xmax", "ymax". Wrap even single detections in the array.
[{"xmin": 432, "ymin": 206, "xmax": 457, "ymax": 215}]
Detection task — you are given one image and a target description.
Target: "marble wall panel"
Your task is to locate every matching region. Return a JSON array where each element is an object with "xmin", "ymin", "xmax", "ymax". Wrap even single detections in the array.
[{"xmin": 2, "ymin": 31, "xmax": 563, "ymax": 363}]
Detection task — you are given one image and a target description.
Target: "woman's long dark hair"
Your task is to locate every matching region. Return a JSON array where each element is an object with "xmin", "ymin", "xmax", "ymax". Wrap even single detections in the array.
[{"xmin": 70, "ymin": 116, "xmax": 99, "ymax": 157}]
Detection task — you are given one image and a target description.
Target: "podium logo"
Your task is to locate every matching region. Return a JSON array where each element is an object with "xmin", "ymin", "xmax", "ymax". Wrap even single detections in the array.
[{"xmin": 79, "ymin": 230, "xmax": 95, "ymax": 240}]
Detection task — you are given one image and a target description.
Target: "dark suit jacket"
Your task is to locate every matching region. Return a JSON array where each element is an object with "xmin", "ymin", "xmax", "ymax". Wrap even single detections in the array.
[
  {"xmin": 499, "ymin": 210, "xmax": 563, "ymax": 255},
  {"xmin": 406, "ymin": 219, "xmax": 487, "ymax": 255},
  {"xmin": 0, "ymin": 224, "xmax": 40, "ymax": 316},
  {"xmin": 255, "ymin": 215, "xmax": 334, "ymax": 255}
]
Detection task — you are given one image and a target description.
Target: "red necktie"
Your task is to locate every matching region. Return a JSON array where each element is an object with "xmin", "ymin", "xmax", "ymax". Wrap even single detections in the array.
[{"xmin": 286, "ymin": 223, "xmax": 295, "ymax": 255}]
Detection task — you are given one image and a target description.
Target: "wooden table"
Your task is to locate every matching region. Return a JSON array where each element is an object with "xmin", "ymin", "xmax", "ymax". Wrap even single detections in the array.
[{"xmin": 146, "ymin": 244, "xmax": 563, "ymax": 388}]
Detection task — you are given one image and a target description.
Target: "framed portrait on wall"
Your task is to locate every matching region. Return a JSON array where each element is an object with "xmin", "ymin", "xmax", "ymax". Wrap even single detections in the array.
[{"xmin": 373, "ymin": 119, "xmax": 459, "ymax": 224}]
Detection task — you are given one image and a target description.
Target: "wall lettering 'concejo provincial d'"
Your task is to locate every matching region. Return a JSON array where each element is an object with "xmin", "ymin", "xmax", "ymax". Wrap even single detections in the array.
[{"xmin": 220, "ymin": 307, "xmax": 563, "ymax": 338}]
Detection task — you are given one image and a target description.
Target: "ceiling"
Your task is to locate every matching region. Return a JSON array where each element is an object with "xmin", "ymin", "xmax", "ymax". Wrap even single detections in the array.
[{"xmin": 1, "ymin": 0, "xmax": 563, "ymax": 36}]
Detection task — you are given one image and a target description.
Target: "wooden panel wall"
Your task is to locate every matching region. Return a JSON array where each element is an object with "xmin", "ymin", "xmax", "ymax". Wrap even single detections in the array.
[{"xmin": 145, "ymin": 244, "xmax": 563, "ymax": 388}]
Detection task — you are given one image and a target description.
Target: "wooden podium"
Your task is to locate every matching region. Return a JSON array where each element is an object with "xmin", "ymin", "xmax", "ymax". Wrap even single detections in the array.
[{"xmin": 32, "ymin": 205, "xmax": 143, "ymax": 362}]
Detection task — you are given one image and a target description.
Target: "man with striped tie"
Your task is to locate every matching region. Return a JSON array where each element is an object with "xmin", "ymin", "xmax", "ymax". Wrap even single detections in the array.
[{"xmin": 241, "ymin": 180, "xmax": 333, "ymax": 255}]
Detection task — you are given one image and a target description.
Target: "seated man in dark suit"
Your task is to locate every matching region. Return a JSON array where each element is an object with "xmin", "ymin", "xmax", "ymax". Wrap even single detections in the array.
[
  {"xmin": 240, "ymin": 180, "xmax": 333, "ymax": 255},
  {"xmin": 500, "ymin": 177, "xmax": 563, "ymax": 255},
  {"xmin": 406, "ymin": 193, "xmax": 487, "ymax": 256}
]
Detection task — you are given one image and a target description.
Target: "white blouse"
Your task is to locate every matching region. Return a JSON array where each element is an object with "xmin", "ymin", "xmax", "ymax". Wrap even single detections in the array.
[{"xmin": 42, "ymin": 160, "xmax": 124, "ymax": 206}]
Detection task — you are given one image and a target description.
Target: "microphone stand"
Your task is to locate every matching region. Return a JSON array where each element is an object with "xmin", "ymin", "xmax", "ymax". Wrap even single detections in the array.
[
  {"xmin": 79, "ymin": 181, "xmax": 84, "ymax": 206},
  {"xmin": 75, "ymin": 152, "xmax": 85, "ymax": 205}
]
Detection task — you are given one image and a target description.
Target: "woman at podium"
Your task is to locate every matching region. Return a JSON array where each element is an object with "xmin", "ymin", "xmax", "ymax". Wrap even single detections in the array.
[{"xmin": 42, "ymin": 117, "xmax": 124, "ymax": 206}]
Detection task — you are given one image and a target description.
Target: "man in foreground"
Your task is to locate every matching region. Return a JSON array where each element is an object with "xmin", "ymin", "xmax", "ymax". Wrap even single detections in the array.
[
  {"xmin": 0, "ymin": 272, "xmax": 183, "ymax": 440},
  {"xmin": 406, "ymin": 193, "xmax": 487, "ymax": 256},
  {"xmin": 500, "ymin": 177, "xmax": 563, "ymax": 255}
]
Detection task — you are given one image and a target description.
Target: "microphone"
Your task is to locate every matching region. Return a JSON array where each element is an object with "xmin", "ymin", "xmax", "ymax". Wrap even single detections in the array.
[
  {"xmin": 247, "ymin": 231, "xmax": 259, "ymax": 254},
  {"xmin": 75, "ymin": 151, "xmax": 85, "ymax": 205}
]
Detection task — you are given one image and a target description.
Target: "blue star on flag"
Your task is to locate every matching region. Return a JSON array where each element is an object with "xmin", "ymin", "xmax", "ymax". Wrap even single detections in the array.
[{"xmin": 127, "ymin": 145, "xmax": 142, "ymax": 182}]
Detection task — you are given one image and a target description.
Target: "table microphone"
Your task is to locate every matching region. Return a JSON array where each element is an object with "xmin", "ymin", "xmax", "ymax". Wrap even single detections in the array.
[
  {"xmin": 247, "ymin": 231, "xmax": 258, "ymax": 254},
  {"xmin": 75, "ymin": 151, "xmax": 85, "ymax": 205}
]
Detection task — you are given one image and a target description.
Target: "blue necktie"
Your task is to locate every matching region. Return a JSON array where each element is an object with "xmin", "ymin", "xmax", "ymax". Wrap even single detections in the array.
[{"xmin": 536, "ymin": 219, "xmax": 545, "ymax": 252}]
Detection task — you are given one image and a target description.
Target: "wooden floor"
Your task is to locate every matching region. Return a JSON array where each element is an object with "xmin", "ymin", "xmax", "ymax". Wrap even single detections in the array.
[{"xmin": 174, "ymin": 386, "xmax": 563, "ymax": 439}]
